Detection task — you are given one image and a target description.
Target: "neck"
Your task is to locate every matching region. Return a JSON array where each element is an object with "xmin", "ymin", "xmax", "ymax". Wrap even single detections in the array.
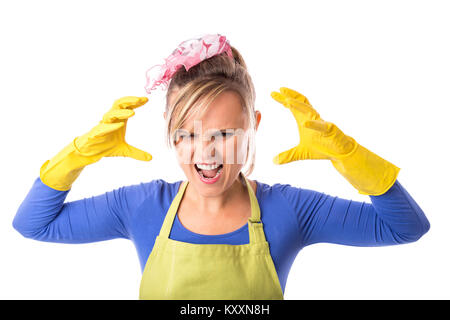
[{"xmin": 185, "ymin": 174, "xmax": 247, "ymax": 218}]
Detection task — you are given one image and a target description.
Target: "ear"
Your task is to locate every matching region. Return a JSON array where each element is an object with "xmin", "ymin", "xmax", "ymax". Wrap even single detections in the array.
[
  {"xmin": 163, "ymin": 111, "xmax": 167, "ymax": 120},
  {"xmin": 254, "ymin": 110, "xmax": 261, "ymax": 131}
]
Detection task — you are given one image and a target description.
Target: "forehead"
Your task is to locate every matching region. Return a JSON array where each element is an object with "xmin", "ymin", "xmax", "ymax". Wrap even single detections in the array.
[{"xmin": 182, "ymin": 90, "xmax": 247, "ymax": 131}]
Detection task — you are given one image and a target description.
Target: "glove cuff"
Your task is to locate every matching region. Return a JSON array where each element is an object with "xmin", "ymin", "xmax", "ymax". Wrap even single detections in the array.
[
  {"xmin": 330, "ymin": 142, "xmax": 401, "ymax": 196},
  {"xmin": 39, "ymin": 138, "xmax": 94, "ymax": 191}
]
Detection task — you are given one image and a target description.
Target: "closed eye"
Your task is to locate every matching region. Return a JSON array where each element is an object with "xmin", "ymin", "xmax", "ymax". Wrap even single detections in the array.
[
  {"xmin": 221, "ymin": 131, "xmax": 234, "ymax": 137},
  {"xmin": 174, "ymin": 130, "xmax": 234, "ymax": 143}
]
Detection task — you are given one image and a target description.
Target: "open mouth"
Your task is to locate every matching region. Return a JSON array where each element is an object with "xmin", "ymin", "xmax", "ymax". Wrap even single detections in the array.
[{"xmin": 194, "ymin": 163, "xmax": 224, "ymax": 182}]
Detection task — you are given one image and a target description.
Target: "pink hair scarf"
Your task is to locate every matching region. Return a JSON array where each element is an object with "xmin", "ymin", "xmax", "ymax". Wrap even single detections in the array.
[{"xmin": 144, "ymin": 34, "xmax": 233, "ymax": 94}]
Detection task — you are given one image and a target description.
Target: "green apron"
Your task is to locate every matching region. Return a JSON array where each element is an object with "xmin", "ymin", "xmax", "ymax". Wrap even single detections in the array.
[{"xmin": 139, "ymin": 174, "xmax": 284, "ymax": 300}]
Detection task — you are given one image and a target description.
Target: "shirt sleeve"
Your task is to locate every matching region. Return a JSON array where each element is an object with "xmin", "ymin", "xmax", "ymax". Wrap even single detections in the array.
[
  {"xmin": 12, "ymin": 177, "xmax": 159, "ymax": 243},
  {"xmin": 275, "ymin": 179, "xmax": 430, "ymax": 248}
]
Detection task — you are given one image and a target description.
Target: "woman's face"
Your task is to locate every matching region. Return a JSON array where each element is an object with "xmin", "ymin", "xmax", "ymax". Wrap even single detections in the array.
[{"xmin": 165, "ymin": 90, "xmax": 260, "ymax": 197}]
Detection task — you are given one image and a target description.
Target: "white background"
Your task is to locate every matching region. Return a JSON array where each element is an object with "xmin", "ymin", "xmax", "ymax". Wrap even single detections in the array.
[{"xmin": 1, "ymin": 0, "xmax": 448, "ymax": 299}]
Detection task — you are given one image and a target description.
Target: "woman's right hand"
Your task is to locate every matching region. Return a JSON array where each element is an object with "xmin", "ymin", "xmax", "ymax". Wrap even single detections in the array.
[
  {"xmin": 74, "ymin": 96, "xmax": 152, "ymax": 163},
  {"xmin": 39, "ymin": 96, "xmax": 152, "ymax": 191}
]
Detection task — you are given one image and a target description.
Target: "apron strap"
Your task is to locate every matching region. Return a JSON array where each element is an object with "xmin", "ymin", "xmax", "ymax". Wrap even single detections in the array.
[
  {"xmin": 242, "ymin": 173, "xmax": 268, "ymax": 244},
  {"xmin": 159, "ymin": 180, "xmax": 188, "ymax": 239},
  {"xmin": 242, "ymin": 173, "xmax": 261, "ymax": 223}
]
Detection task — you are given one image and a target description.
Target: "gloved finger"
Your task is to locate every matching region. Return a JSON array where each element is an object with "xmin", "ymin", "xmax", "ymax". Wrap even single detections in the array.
[
  {"xmin": 271, "ymin": 91, "xmax": 321, "ymax": 121},
  {"xmin": 270, "ymin": 91, "xmax": 288, "ymax": 106},
  {"xmin": 280, "ymin": 87, "xmax": 311, "ymax": 106},
  {"xmin": 102, "ymin": 109, "xmax": 135, "ymax": 123},
  {"xmin": 271, "ymin": 91, "xmax": 309, "ymax": 112},
  {"xmin": 273, "ymin": 146, "xmax": 299, "ymax": 165},
  {"xmin": 304, "ymin": 120, "xmax": 335, "ymax": 136},
  {"xmin": 112, "ymin": 96, "xmax": 149, "ymax": 110},
  {"xmin": 90, "ymin": 122, "xmax": 125, "ymax": 138},
  {"xmin": 285, "ymin": 98, "xmax": 321, "ymax": 120},
  {"xmin": 115, "ymin": 143, "xmax": 153, "ymax": 161}
]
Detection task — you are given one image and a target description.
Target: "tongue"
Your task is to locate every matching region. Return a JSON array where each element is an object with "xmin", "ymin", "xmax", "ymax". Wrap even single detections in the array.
[{"xmin": 201, "ymin": 168, "xmax": 219, "ymax": 178}]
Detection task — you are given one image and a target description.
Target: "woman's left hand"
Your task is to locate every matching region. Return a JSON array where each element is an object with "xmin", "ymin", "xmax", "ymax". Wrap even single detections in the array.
[{"xmin": 270, "ymin": 87, "xmax": 357, "ymax": 164}]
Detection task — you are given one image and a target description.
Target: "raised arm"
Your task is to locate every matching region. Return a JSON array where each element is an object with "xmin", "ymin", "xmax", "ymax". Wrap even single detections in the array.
[
  {"xmin": 269, "ymin": 87, "xmax": 429, "ymax": 247},
  {"xmin": 13, "ymin": 96, "xmax": 153, "ymax": 242}
]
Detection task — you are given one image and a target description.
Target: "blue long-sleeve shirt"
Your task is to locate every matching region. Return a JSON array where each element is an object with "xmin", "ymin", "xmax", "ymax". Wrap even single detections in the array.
[{"xmin": 13, "ymin": 177, "xmax": 430, "ymax": 293}]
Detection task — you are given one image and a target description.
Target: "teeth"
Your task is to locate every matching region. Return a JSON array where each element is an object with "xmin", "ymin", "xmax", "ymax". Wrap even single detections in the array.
[
  {"xmin": 196, "ymin": 163, "xmax": 221, "ymax": 170},
  {"xmin": 199, "ymin": 166, "xmax": 223, "ymax": 180}
]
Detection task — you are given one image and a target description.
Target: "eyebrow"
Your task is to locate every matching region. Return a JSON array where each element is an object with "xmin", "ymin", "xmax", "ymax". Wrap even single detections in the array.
[{"xmin": 182, "ymin": 127, "xmax": 239, "ymax": 133}]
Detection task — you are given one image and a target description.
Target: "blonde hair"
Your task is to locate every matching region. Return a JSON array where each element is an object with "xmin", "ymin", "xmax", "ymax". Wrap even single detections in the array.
[{"xmin": 164, "ymin": 46, "xmax": 257, "ymax": 177}]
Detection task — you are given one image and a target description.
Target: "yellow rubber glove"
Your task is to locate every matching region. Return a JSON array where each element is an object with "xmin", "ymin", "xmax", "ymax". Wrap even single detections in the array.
[
  {"xmin": 39, "ymin": 96, "xmax": 152, "ymax": 191},
  {"xmin": 270, "ymin": 87, "xmax": 400, "ymax": 196}
]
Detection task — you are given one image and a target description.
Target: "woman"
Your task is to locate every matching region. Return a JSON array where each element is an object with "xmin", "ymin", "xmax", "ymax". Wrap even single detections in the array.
[{"xmin": 13, "ymin": 34, "xmax": 430, "ymax": 300}]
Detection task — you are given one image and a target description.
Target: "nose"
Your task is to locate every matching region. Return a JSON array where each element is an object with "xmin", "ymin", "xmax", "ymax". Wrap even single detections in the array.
[{"xmin": 193, "ymin": 135, "xmax": 217, "ymax": 163}]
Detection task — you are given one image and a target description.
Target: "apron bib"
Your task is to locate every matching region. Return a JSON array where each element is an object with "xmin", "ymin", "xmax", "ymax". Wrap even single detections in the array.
[{"xmin": 139, "ymin": 174, "xmax": 284, "ymax": 300}]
